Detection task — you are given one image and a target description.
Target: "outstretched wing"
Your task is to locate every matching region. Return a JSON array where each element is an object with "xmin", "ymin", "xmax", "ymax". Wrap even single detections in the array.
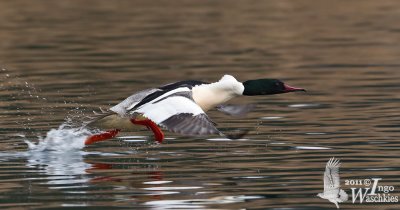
[
  {"xmin": 110, "ymin": 80, "xmax": 208, "ymax": 115},
  {"xmin": 323, "ymin": 157, "xmax": 341, "ymax": 194},
  {"xmin": 133, "ymin": 90, "xmax": 221, "ymax": 136},
  {"xmin": 110, "ymin": 88, "xmax": 159, "ymax": 116},
  {"xmin": 128, "ymin": 80, "xmax": 208, "ymax": 111},
  {"xmin": 83, "ymin": 88, "xmax": 159, "ymax": 126},
  {"xmin": 161, "ymin": 113, "xmax": 220, "ymax": 136}
]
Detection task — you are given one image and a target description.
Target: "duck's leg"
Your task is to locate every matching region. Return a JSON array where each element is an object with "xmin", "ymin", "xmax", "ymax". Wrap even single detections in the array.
[
  {"xmin": 130, "ymin": 118, "xmax": 164, "ymax": 143},
  {"xmin": 84, "ymin": 129, "xmax": 120, "ymax": 145}
]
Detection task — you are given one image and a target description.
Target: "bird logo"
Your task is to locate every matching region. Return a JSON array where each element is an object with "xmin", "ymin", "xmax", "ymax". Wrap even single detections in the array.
[{"xmin": 317, "ymin": 157, "xmax": 348, "ymax": 208}]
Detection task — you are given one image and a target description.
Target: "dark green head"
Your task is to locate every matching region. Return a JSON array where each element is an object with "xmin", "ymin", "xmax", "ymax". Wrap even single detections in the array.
[{"xmin": 242, "ymin": 79, "xmax": 305, "ymax": 96}]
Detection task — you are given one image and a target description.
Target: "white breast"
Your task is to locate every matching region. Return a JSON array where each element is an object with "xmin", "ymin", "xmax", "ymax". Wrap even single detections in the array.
[{"xmin": 192, "ymin": 75, "xmax": 244, "ymax": 111}]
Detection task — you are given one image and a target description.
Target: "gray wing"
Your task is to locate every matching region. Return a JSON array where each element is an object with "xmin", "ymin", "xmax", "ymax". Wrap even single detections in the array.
[
  {"xmin": 110, "ymin": 88, "xmax": 159, "ymax": 116},
  {"xmin": 323, "ymin": 158, "xmax": 341, "ymax": 194},
  {"xmin": 216, "ymin": 104, "xmax": 256, "ymax": 117},
  {"xmin": 84, "ymin": 88, "xmax": 158, "ymax": 127},
  {"xmin": 160, "ymin": 113, "xmax": 221, "ymax": 136}
]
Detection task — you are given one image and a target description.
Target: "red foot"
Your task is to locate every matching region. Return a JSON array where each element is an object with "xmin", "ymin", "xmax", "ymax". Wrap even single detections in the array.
[
  {"xmin": 85, "ymin": 129, "xmax": 120, "ymax": 145},
  {"xmin": 130, "ymin": 118, "xmax": 164, "ymax": 143}
]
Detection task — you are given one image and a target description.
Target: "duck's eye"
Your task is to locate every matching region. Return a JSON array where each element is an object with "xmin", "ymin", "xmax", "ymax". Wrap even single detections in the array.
[{"xmin": 274, "ymin": 82, "xmax": 280, "ymax": 87}]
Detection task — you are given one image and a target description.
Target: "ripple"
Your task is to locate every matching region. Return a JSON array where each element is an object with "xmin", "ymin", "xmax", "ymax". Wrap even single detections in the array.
[
  {"xmin": 61, "ymin": 203, "xmax": 88, "ymax": 207},
  {"xmin": 117, "ymin": 136, "xmax": 146, "ymax": 139},
  {"xmin": 288, "ymin": 103, "xmax": 320, "ymax": 108},
  {"xmin": 260, "ymin": 116, "xmax": 283, "ymax": 120},
  {"xmin": 144, "ymin": 195, "xmax": 264, "ymax": 208},
  {"xmin": 122, "ymin": 139, "xmax": 147, "ymax": 142},
  {"xmin": 143, "ymin": 180, "xmax": 173, "ymax": 185},
  {"xmin": 142, "ymin": 186, "xmax": 203, "ymax": 190},
  {"xmin": 206, "ymin": 138, "xmax": 232, "ymax": 141},
  {"xmin": 146, "ymin": 191, "xmax": 180, "ymax": 196},
  {"xmin": 234, "ymin": 176, "xmax": 265, "ymax": 179},
  {"xmin": 295, "ymin": 146, "xmax": 331, "ymax": 150},
  {"xmin": 305, "ymin": 132, "xmax": 327, "ymax": 135},
  {"xmin": 1, "ymin": 1, "xmax": 400, "ymax": 209}
]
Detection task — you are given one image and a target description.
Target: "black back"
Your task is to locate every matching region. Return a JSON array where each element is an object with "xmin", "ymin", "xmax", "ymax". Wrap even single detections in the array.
[
  {"xmin": 159, "ymin": 80, "xmax": 208, "ymax": 91},
  {"xmin": 130, "ymin": 80, "xmax": 209, "ymax": 110}
]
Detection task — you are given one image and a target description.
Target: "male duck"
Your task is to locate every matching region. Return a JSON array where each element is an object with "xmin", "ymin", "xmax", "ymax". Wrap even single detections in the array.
[{"xmin": 85, "ymin": 75, "xmax": 305, "ymax": 145}]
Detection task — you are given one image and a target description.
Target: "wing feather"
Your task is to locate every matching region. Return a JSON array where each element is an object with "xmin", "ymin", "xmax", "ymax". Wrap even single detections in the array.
[
  {"xmin": 133, "ymin": 95, "xmax": 220, "ymax": 136},
  {"xmin": 110, "ymin": 88, "xmax": 159, "ymax": 116},
  {"xmin": 161, "ymin": 113, "xmax": 220, "ymax": 136},
  {"xmin": 323, "ymin": 157, "xmax": 341, "ymax": 194}
]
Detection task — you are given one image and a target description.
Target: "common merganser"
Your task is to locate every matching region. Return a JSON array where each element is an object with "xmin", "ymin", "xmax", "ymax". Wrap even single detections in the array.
[{"xmin": 85, "ymin": 75, "xmax": 305, "ymax": 145}]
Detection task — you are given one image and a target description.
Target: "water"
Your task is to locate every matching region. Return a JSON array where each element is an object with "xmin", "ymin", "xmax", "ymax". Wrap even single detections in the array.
[{"xmin": 1, "ymin": 1, "xmax": 400, "ymax": 209}]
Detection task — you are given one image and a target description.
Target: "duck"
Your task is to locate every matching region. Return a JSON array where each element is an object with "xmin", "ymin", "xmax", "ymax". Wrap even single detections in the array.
[{"xmin": 84, "ymin": 75, "xmax": 305, "ymax": 145}]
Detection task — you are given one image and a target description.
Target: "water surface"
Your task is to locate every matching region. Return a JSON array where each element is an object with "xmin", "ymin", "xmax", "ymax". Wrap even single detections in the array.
[{"xmin": 1, "ymin": 1, "xmax": 400, "ymax": 209}]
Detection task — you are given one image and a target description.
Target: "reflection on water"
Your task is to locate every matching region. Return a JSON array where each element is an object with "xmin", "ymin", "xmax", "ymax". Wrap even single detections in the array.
[
  {"xmin": 0, "ymin": 150, "xmax": 91, "ymax": 191},
  {"xmin": 27, "ymin": 150, "xmax": 91, "ymax": 177},
  {"xmin": 1, "ymin": 0, "xmax": 400, "ymax": 209},
  {"xmin": 145, "ymin": 195, "xmax": 264, "ymax": 209}
]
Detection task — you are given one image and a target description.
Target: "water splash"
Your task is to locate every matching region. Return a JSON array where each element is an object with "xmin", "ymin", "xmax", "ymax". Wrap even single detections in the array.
[{"xmin": 24, "ymin": 124, "xmax": 94, "ymax": 152}]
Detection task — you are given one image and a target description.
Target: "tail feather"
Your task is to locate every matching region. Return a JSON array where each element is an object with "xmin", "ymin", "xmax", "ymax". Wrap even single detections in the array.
[
  {"xmin": 84, "ymin": 108, "xmax": 138, "ymax": 131},
  {"xmin": 333, "ymin": 201, "xmax": 339, "ymax": 209}
]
